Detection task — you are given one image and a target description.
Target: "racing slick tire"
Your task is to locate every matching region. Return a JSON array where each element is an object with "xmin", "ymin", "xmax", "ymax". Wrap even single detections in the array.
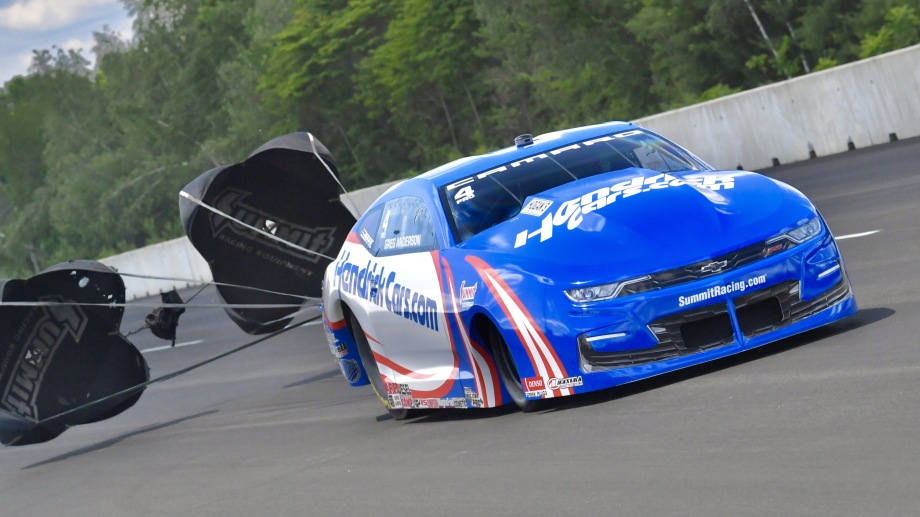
[
  {"xmin": 348, "ymin": 313, "xmax": 420, "ymax": 421},
  {"xmin": 487, "ymin": 325, "xmax": 543, "ymax": 413}
]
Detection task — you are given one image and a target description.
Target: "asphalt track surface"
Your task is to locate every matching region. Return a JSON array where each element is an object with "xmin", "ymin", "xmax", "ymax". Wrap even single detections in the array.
[{"xmin": 2, "ymin": 138, "xmax": 919, "ymax": 516}]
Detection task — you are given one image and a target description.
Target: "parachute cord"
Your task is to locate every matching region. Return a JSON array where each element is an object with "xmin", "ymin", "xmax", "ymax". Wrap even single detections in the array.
[
  {"xmin": 10, "ymin": 315, "xmax": 320, "ymax": 445},
  {"xmin": 184, "ymin": 283, "xmax": 209, "ymax": 303},
  {"xmin": 114, "ymin": 271, "xmax": 315, "ymax": 301},
  {"xmin": 308, "ymin": 132, "xmax": 362, "ymax": 218},
  {"xmin": 0, "ymin": 300, "xmax": 310, "ymax": 309},
  {"xmin": 123, "ymin": 323, "xmax": 151, "ymax": 338},
  {"xmin": 179, "ymin": 190, "xmax": 336, "ymax": 262}
]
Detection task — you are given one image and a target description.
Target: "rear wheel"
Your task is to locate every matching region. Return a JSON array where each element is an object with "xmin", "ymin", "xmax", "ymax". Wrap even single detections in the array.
[
  {"xmin": 487, "ymin": 325, "xmax": 543, "ymax": 412},
  {"xmin": 348, "ymin": 313, "xmax": 415, "ymax": 420}
]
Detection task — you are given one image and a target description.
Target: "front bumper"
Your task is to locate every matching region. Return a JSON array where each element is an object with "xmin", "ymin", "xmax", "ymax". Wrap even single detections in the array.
[{"xmin": 544, "ymin": 230, "xmax": 857, "ymax": 397}]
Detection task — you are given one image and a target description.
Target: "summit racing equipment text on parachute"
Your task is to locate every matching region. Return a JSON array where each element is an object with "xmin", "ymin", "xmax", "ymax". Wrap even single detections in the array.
[{"xmin": 321, "ymin": 121, "xmax": 856, "ymax": 418}]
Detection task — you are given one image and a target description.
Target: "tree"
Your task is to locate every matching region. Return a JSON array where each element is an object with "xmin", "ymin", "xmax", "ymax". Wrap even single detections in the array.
[{"xmin": 860, "ymin": 5, "xmax": 920, "ymax": 57}]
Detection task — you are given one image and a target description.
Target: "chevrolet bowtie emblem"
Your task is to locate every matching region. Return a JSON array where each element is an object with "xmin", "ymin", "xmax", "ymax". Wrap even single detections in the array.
[{"xmin": 700, "ymin": 260, "xmax": 729, "ymax": 274}]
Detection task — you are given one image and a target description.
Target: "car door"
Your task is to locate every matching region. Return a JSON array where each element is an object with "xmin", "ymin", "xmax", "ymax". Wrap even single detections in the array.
[{"xmin": 360, "ymin": 195, "xmax": 458, "ymax": 398}]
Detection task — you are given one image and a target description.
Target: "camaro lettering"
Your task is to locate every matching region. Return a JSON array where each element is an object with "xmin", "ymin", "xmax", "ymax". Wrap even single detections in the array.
[
  {"xmin": 514, "ymin": 173, "xmax": 736, "ymax": 248},
  {"xmin": 334, "ymin": 251, "xmax": 439, "ymax": 332}
]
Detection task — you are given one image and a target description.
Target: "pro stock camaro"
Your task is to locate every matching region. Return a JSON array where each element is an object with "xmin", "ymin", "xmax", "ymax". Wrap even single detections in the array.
[{"xmin": 321, "ymin": 121, "xmax": 856, "ymax": 418}]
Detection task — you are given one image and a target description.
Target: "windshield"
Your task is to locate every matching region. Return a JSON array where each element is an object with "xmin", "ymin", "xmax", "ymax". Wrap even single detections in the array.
[{"xmin": 439, "ymin": 129, "xmax": 708, "ymax": 242}]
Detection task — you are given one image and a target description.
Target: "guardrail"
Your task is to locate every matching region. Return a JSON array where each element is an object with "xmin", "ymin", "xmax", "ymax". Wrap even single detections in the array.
[{"xmin": 106, "ymin": 44, "xmax": 920, "ymax": 299}]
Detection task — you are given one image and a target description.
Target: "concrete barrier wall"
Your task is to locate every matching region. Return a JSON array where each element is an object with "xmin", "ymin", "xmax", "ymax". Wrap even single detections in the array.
[
  {"xmin": 100, "ymin": 237, "xmax": 212, "ymax": 300},
  {"xmin": 635, "ymin": 44, "xmax": 920, "ymax": 171},
  {"xmin": 106, "ymin": 45, "xmax": 920, "ymax": 298}
]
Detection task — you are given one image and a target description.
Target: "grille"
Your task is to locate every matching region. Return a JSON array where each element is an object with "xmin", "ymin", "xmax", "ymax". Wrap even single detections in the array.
[
  {"xmin": 617, "ymin": 236, "xmax": 796, "ymax": 297},
  {"xmin": 580, "ymin": 302, "xmax": 734, "ymax": 368},
  {"xmin": 733, "ymin": 271, "xmax": 849, "ymax": 337}
]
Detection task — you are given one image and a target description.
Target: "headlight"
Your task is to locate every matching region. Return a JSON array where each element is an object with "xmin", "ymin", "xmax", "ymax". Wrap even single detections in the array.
[
  {"xmin": 782, "ymin": 217, "xmax": 822, "ymax": 244},
  {"xmin": 565, "ymin": 275, "xmax": 651, "ymax": 303}
]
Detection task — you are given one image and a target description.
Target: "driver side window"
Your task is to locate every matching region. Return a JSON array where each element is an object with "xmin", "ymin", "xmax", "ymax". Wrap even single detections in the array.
[{"xmin": 376, "ymin": 196, "xmax": 438, "ymax": 257}]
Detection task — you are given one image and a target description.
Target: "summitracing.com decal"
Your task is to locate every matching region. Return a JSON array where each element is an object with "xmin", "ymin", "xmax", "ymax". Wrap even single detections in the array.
[{"xmin": 678, "ymin": 274, "xmax": 768, "ymax": 307}]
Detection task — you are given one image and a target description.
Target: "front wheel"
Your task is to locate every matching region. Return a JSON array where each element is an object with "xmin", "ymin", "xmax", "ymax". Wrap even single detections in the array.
[
  {"xmin": 487, "ymin": 325, "xmax": 543, "ymax": 412},
  {"xmin": 348, "ymin": 313, "xmax": 417, "ymax": 420}
]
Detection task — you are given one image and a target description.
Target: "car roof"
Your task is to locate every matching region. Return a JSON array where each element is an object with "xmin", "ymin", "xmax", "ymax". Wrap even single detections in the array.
[
  {"xmin": 418, "ymin": 120, "xmax": 637, "ymax": 188},
  {"xmin": 366, "ymin": 121, "xmax": 639, "ymax": 210}
]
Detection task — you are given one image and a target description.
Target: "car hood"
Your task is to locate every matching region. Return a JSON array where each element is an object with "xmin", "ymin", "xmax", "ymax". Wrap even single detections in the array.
[{"xmin": 459, "ymin": 168, "xmax": 816, "ymax": 281}]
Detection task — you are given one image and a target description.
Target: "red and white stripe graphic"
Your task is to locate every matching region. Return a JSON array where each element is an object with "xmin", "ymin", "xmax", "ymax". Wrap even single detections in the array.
[
  {"xmin": 441, "ymin": 257, "xmax": 500, "ymax": 407},
  {"xmin": 466, "ymin": 256, "xmax": 570, "ymax": 397}
]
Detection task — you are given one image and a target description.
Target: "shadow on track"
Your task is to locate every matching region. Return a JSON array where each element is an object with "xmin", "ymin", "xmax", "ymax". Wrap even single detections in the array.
[
  {"xmin": 23, "ymin": 410, "xmax": 219, "ymax": 470},
  {"xmin": 403, "ymin": 307, "xmax": 894, "ymax": 422},
  {"xmin": 283, "ymin": 368, "xmax": 342, "ymax": 388}
]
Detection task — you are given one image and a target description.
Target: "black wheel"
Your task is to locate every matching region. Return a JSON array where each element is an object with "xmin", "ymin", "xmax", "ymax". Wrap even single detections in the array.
[
  {"xmin": 487, "ymin": 325, "xmax": 543, "ymax": 412},
  {"xmin": 348, "ymin": 313, "xmax": 415, "ymax": 420}
]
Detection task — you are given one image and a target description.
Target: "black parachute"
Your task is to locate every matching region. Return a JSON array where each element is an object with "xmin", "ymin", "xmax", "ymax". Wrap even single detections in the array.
[
  {"xmin": 0, "ymin": 261, "xmax": 149, "ymax": 446},
  {"xmin": 180, "ymin": 132, "xmax": 355, "ymax": 334}
]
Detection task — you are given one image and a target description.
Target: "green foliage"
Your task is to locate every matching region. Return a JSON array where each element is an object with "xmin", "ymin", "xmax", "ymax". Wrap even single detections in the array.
[
  {"xmin": 814, "ymin": 56, "xmax": 840, "ymax": 71},
  {"xmin": 2, "ymin": 0, "xmax": 919, "ymax": 277},
  {"xmin": 698, "ymin": 84, "xmax": 741, "ymax": 102},
  {"xmin": 860, "ymin": 5, "xmax": 920, "ymax": 57}
]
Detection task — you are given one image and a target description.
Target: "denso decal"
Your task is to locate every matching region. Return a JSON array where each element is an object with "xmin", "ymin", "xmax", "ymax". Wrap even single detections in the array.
[
  {"xmin": 522, "ymin": 376, "xmax": 547, "ymax": 398},
  {"xmin": 334, "ymin": 251, "xmax": 439, "ymax": 332},
  {"xmin": 522, "ymin": 376, "xmax": 545, "ymax": 391},
  {"xmin": 548, "ymin": 376, "xmax": 583, "ymax": 390},
  {"xmin": 514, "ymin": 173, "xmax": 735, "ymax": 248}
]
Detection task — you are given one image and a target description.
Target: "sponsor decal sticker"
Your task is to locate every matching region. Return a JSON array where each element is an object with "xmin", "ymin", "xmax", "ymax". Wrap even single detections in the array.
[
  {"xmin": 334, "ymin": 251, "xmax": 439, "ymax": 332},
  {"xmin": 678, "ymin": 274, "xmax": 768, "ymax": 307},
  {"xmin": 359, "ymin": 228, "xmax": 374, "ymax": 247},
  {"xmin": 520, "ymin": 198, "xmax": 553, "ymax": 217},
  {"xmin": 398, "ymin": 383, "xmax": 413, "ymax": 408},
  {"xmin": 513, "ymin": 172, "xmax": 736, "ymax": 248},
  {"xmin": 339, "ymin": 359, "xmax": 361, "ymax": 383},
  {"xmin": 764, "ymin": 243, "xmax": 784, "ymax": 256},
  {"xmin": 459, "ymin": 281, "xmax": 477, "ymax": 309},
  {"xmin": 464, "ymin": 387, "xmax": 484, "ymax": 408},
  {"xmin": 522, "ymin": 376, "xmax": 545, "ymax": 391},
  {"xmin": 522, "ymin": 376, "xmax": 547, "ymax": 398},
  {"xmin": 547, "ymin": 375, "xmax": 583, "ymax": 391},
  {"xmin": 385, "ymin": 383, "xmax": 405, "ymax": 409},
  {"xmin": 332, "ymin": 342, "xmax": 348, "ymax": 358}
]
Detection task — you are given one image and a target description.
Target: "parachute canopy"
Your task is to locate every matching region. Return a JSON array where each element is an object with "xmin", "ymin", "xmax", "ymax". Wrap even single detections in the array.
[
  {"xmin": 0, "ymin": 261, "xmax": 149, "ymax": 446},
  {"xmin": 180, "ymin": 132, "xmax": 355, "ymax": 334}
]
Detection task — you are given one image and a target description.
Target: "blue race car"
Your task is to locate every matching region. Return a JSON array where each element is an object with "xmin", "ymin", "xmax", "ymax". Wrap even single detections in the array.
[{"xmin": 321, "ymin": 121, "xmax": 856, "ymax": 418}]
